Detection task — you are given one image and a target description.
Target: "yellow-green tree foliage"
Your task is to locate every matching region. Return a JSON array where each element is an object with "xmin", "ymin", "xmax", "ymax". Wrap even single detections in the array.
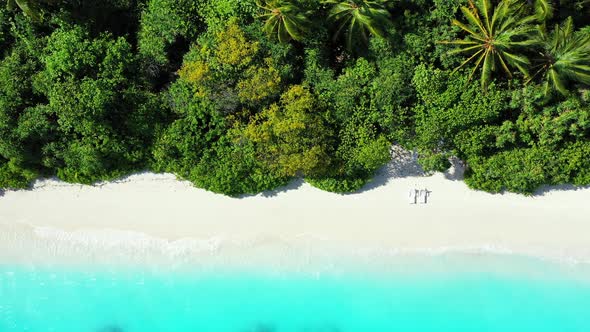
[
  {"xmin": 241, "ymin": 85, "xmax": 332, "ymax": 177},
  {"xmin": 177, "ymin": 19, "xmax": 281, "ymax": 107},
  {"xmin": 237, "ymin": 60, "xmax": 281, "ymax": 103},
  {"xmin": 214, "ymin": 21, "xmax": 258, "ymax": 68}
]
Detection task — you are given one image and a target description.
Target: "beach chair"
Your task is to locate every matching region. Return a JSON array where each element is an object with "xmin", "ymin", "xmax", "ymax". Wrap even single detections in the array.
[
  {"xmin": 408, "ymin": 189, "xmax": 417, "ymax": 204},
  {"xmin": 418, "ymin": 189, "xmax": 431, "ymax": 204},
  {"xmin": 419, "ymin": 189, "xmax": 427, "ymax": 204}
]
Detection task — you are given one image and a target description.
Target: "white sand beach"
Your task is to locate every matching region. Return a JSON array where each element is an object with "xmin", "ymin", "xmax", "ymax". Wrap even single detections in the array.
[{"xmin": 1, "ymin": 149, "xmax": 590, "ymax": 269}]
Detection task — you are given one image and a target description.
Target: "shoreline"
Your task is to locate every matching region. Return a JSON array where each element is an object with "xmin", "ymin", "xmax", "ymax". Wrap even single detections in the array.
[
  {"xmin": 1, "ymin": 157, "xmax": 590, "ymax": 269},
  {"xmin": 3, "ymin": 221, "xmax": 590, "ymax": 283}
]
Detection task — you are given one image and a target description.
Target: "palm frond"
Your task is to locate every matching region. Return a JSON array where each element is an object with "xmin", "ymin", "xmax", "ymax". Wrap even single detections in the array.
[
  {"xmin": 534, "ymin": 0, "xmax": 553, "ymax": 21},
  {"xmin": 532, "ymin": 16, "xmax": 590, "ymax": 96},
  {"xmin": 442, "ymin": 0, "xmax": 537, "ymax": 90},
  {"xmin": 325, "ymin": 0, "xmax": 392, "ymax": 51},
  {"xmin": 257, "ymin": 0, "xmax": 310, "ymax": 43}
]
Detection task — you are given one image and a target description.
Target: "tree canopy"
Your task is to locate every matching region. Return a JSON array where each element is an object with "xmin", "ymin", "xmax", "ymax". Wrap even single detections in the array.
[{"xmin": 0, "ymin": 0, "xmax": 589, "ymax": 196}]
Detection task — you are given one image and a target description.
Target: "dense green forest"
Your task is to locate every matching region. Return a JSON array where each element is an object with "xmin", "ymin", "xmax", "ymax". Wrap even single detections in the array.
[{"xmin": 0, "ymin": 0, "xmax": 589, "ymax": 196}]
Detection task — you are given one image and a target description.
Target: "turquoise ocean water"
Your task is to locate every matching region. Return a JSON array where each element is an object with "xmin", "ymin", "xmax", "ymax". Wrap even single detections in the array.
[{"xmin": 1, "ymin": 255, "xmax": 590, "ymax": 332}]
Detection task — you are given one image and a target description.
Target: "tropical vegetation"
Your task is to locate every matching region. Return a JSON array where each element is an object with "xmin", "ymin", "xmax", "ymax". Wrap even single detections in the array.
[
  {"xmin": 0, "ymin": 0, "xmax": 589, "ymax": 196},
  {"xmin": 257, "ymin": 0, "xmax": 310, "ymax": 42},
  {"xmin": 531, "ymin": 16, "xmax": 590, "ymax": 96},
  {"xmin": 325, "ymin": 0, "xmax": 392, "ymax": 50}
]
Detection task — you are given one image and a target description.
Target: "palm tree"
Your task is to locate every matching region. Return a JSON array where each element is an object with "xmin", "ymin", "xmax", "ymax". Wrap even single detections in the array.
[
  {"xmin": 256, "ymin": 0, "xmax": 310, "ymax": 43},
  {"xmin": 324, "ymin": 0, "xmax": 392, "ymax": 50},
  {"xmin": 440, "ymin": 0, "xmax": 539, "ymax": 90},
  {"xmin": 6, "ymin": 0, "xmax": 41, "ymax": 20},
  {"xmin": 529, "ymin": 17, "xmax": 590, "ymax": 96}
]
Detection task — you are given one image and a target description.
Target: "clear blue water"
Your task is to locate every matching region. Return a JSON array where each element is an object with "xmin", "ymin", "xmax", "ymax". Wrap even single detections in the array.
[{"xmin": 1, "ymin": 256, "xmax": 590, "ymax": 332}]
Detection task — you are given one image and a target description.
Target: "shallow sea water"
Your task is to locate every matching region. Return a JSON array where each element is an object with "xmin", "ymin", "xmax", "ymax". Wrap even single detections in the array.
[{"xmin": 1, "ymin": 254, "xmax": 590, "ymax": 332}]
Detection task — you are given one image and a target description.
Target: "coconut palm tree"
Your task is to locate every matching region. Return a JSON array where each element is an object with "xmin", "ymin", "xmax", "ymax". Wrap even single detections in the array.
[
  {"xmin": 324, "ymin": 0, "xmax": 392, "ymax": 51},
  {"xmin": 529, "ymin": 17, "xmax": 590, "ymax": 96},
  {"xmin": 441, "ymin": 0, "xmax": 539, "ymax": 90},
  {"xmin": 256, "ymin": 0, "xmax": 311, "ymax": 43}
]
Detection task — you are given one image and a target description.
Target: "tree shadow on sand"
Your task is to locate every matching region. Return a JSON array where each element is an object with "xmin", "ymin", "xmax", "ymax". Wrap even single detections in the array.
[
  {"xmin": 533, "ymin": 183, "xmax": 590, "ymax": 197},
  {"xmin": 242, "ymin": 146, "xmax": 466, "ymax": 197},
  {"xmin": 238, "ymin": 178, "xmax": 306, "ymax": 199},
  {"xmin": 442, "ymin": 157, "xmax": 466, "ymax": 182},
  {"xmin": 353, "ymin": 146, "xmax": 426, "ymax": 193},
  {"xmin": 261, "ymin": 178, "xmax": 305, "ymax": 198}
]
